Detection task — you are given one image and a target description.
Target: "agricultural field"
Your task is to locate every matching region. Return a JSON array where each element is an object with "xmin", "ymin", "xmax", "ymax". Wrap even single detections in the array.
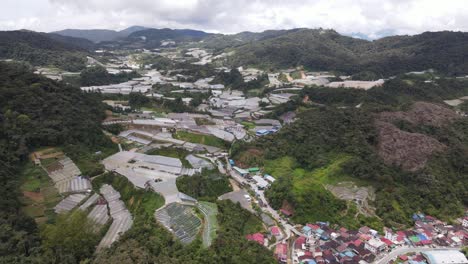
[
  {"xmin": 155, "ymin": 203, "xmax": 202, "ymax": 244},
  {"xmin": 198, "ymin": 201, "xmax": 218, "ymax": 247},
  {"xmin": 19, "ymin": 161, "xmax": 61, "ymax": 224},
  {"xmin": 92, "ymin": 173, "xmax": 165, "ymax": 218}
]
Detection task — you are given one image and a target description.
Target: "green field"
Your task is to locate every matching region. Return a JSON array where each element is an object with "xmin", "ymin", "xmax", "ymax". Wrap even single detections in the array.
[
  {"xmin": 198, "ymin": 202, "xmax": 219, "ymax": 247},
  {"xmin": 241, "ymin": 121, "xmax": 256, "ymax": 130},
  {"xmin": 93, "ymin": 173, "xmax": 165, "ymax": 218},
  {"xmin": 264, "ymin": 155, "xmax": 382, "ymax": 230},
  {"xmin": 19, "ymin": 162, "xmax": 61, "ymax": 224},
  {"xmin": 173, "ymin": 131, "xmax": 228, "ymax": 149},
  {"xmin": 63, "ymin": 143, "xmax": 119, "ymax": 177}
]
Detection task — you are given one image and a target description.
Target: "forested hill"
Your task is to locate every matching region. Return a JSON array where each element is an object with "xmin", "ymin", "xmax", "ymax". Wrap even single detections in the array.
[
  {"xmin": 226, "ymin": 29, "xmax": 468, "ymax": 77},
  {"xmin": 0, "ymin": 31, "xmax": 90, "ymax": 71},
  {"xmin": 0, "ymin": 61, "xmax": 111, "ymax": 262},
  {"xmin": 233, "ymin": 76, "xmax": 468, "ymax": 227},
  {"xmin": 111, "ymin": 28, "xmax": 213, "ymax": 48},
  {"xmin": 53, "ymin": 26, "xmax": 148, "ymax": 43}
]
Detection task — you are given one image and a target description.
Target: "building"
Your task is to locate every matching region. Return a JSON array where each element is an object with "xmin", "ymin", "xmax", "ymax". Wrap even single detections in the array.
[
  {"xmin": 462, "ymin": 217, "xmax": 468, "ymax": 228},
  {"xmin": 422, "ymin": 250, "xmax": 468, "ymax": 264},
  {"xmin": 275, "ymin": 243, "xmax": 288, "ymax": 263},
  {"xmin": 264, "ymin": 174, "xmax": 276, "ymax": 183},
  {"xmin": 252, "ymin": 175, "xmax": 269, "ymax": 189},
  {"xmin": 270, "ymin": 226, "xmax": 282, "ymax": 239},
  {"xmin": 232, "ymin": 166, "xmax": 249, "ymax": 177},
  {"xmin": 246, "ymin": 233, "xmax": 264, "ymax": 245},
  {"xmin": 364, "ymin": 238, "xmax": 386, "ymax": 254}
]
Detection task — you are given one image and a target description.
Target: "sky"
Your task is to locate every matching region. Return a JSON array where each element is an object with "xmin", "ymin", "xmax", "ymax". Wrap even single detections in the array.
[{"xmin": 2, "ymin": 0, "xmax": 468, "ymax": 39}]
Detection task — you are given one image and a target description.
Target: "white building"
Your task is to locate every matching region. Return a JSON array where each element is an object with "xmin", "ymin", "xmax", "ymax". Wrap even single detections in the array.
[
  {"xmin": 422, "ymin": 250, "xmax": 468, "ymax": 264},
  {"xmin": 364, "ymin": 238, "xmax": 386, "ymax": 254},
  {"xmin": 252, "ymin": 176, "xmax": 269, "ymax": 189},
  {"xmin": 462, "ymin": 217, "xmax": 468, "ymax": 228}
]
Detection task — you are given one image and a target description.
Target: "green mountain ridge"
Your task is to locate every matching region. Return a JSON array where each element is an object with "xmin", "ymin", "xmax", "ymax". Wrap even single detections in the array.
[
  {"xmin": 227, "ymin": 29, "xmax": 468, "ymax": 76},
  {"xmin": 0, "ymin": 30, "xmax": 90, "ymax": 71}
]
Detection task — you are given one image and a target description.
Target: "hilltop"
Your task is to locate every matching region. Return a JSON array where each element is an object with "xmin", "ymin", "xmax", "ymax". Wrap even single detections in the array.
[{"xmin": 52, "ymin": 26, "xmax": 148, "ymax": 43}]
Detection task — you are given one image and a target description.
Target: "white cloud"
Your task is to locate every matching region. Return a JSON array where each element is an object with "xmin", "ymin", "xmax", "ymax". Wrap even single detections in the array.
[{"xmin": 2, "ymin": 0, "xmax": 468, "ymax": 38}]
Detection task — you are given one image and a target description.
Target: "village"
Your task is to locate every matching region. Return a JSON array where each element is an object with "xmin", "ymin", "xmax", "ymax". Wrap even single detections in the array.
[{"xmin": 30, "ymin": 45, "xmax": 468, "ymax": 264}]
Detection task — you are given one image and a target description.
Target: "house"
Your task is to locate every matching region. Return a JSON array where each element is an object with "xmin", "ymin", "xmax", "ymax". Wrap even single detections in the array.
[
  {"xmin": 462, "ymin": 217, "xmax": 468, "ymax": 228},
  {"xmin": 270, "ymin": 226, "xmax": 282, "ymax": 239},
  {"xmin": 246, "ymin": 233, "xmax": 264, "ymax": 245},
  {"xmin": 280, "ymin": 208, "xmax": 293, "ymax": 217},
  {"xmin": 295, "ymin": 236, "xmax": 307, "ymax": 250},
  {"xmin": 364, "ymin": 238, "xmax": 386, "ymax": 254},
  {"xmin": 264, "ymin": 174, "xmax": 276, "ymax": 183},
  {"xmin": 252, "ymin": 175, "xmax": 269, "ymax": 189},
  {"xmin": 275, "ymin": 243, "xmax": 288, "ymax": 263},
  {"xmin": 232, "ymin": 166, "xmax": 249, "ymax": 177},
  {"xmin": 384, "ymin": 227, "xmax": 397, "ymax": 241},
  {"xmin": 302, "ymin": 225, "xmax": 313, "ymax": 236},
  {"xmin": 359, "ymin": 226, "xmax": 371, "ymax": 234}
]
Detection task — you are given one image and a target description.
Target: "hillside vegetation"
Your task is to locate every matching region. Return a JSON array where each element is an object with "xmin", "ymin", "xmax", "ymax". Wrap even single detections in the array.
[
  {"xmin": 0, "ymin": 61, "xmax": 112, "ymax": 262},
  {"xmin": 227, "ymin": 29, "xmax": 468, "ymax": 76},
  {"xmin": 234, "ymin": 76, "xmax": 468, "ymax": 227},
  {"xmin": 0, "ymin": 31, "xmax": 89, "ymax": 71}
]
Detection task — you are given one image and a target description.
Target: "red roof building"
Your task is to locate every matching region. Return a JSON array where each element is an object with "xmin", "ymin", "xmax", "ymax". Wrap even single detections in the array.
[
  {"xmin": 271, "ymin": 226, "xmax": 281, "ymax": 237},
  {"xmin": 275, "ymin": 243, "xmax": 288, "ymax": 263},
  {"xmin": 295, "ymin": 236, "xmax": 306, "ymax": 249},
  {"xmin": 280, "ymin": 208, "xmax": 293, "ymax": 216},
  {"xmin": 246, "ymin": 233, "xmax": 264, "ymax": 245},
  {"xmin": 380, "ymin": 238, "xmax": 393, "ymax": 247}
]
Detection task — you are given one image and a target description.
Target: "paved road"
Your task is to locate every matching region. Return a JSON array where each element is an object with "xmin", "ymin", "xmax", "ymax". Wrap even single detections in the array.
[
  {"xmin": 222, "ymin": 156, "xmax": 301, "ymax": 255},
  {"xmin": 374, "ymin": 246, "xmax": 461, "ymax": 264}
]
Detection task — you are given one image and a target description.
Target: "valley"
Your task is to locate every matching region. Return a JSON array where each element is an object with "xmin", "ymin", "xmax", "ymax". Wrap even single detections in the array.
[{"xmin": 0, "ymin": 24, "xmax": 467, "ymax": 264}]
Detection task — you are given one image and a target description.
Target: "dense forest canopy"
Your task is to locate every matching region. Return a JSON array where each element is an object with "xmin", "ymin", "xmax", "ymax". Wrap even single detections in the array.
[
  {"xmin": 0, "ymin": 61, "xmax": 112, "ymax": 262},
  {"xmin": 226, "ymin": 29, "xmax": 468, "ymax": 77},
  {"xmin": 0, "ymin": 31, "xmax": 89, "ymax": 71}
]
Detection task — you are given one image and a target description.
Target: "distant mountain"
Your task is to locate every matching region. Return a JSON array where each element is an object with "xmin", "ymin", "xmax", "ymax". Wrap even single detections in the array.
[
  {"xmin": 198, "ymin": 28, "xmax": 304, "ymax": 50},
  {"xmin": 0, "ymin": 30, "xmax": 89, "ymax": 71},
  {"xmin": 47, "ymin": 33, "xmax": 95, "ymax": 50},
  {"xmin": 227, "ymin": 29, "xmax": 468, "ymax": 76},
  {"xmin": 117, "ymin": 28, "xmax": 212, "ymax": 48},
  {"xmin": 52, "ymin": 26, "xmax": 149, "ymax": 43}
]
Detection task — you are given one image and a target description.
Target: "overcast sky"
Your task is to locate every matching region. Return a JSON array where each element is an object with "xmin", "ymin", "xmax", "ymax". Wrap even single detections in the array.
[{"xmin": 2, "ymin": 0, "xmax": 468, "ymax": 39}]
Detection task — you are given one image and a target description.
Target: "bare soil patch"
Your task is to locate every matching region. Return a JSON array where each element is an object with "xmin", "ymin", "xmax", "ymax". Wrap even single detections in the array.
[{"xmin": 23, "ymin": 191, "xmax": 44, "ymax": 202}]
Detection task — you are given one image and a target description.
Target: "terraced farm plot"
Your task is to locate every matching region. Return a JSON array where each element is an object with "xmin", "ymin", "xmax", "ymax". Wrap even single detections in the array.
[
  {"xmin": 155, "ymin": 203, "xmax": 202, "ymax": 244},
  {"xmin": 19, "ymin": 162, "xmax": 62, "ymax": 223}
]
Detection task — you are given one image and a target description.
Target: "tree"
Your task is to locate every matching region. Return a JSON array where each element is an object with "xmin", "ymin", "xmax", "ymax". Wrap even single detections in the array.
[{"xmin": 41, "ymin": 211, "xmax": 100, "ymax": 263}]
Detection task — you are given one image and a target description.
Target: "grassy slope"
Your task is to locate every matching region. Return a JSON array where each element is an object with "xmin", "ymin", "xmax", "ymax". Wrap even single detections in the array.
[
  {"xmin": 19, "ymin": 161, "xmax": 61, "ymax": 224},
  {"xmin": 173, "ymin": 131, "xmax": 228, "ymax": 149},
  {"xmin": 264, "ymin": 155, "xmax": 383, "ymax": 230},
  {"xmin": 92, "ymin": 173, "xmax": 165, "ymax": 218}
]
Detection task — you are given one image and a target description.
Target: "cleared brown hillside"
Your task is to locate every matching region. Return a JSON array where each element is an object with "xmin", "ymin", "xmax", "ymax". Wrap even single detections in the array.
[
  {"xmin": 375, "ymin": 102, "xmax": 458, "ymax": 172},
  {"xmin": 378, "ymin": 101, "xmax": 459, "ymax": 127}
]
